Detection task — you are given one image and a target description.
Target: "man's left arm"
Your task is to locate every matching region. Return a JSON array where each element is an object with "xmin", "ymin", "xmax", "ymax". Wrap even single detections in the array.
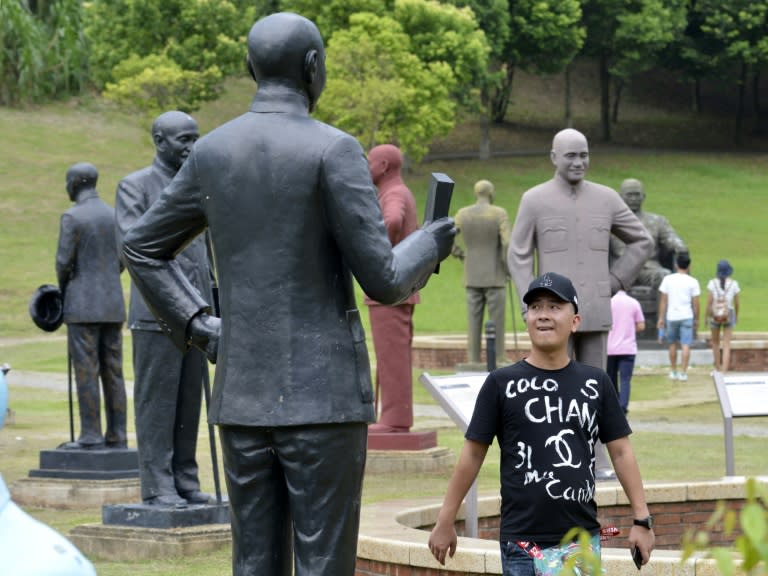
[
  {"xmin": 606, "ymin": 437, "xmax": 655, "ymax": 565},
  {"xmin": 609, "ymin": 201, "xmax": 653, "ymax": 293}
]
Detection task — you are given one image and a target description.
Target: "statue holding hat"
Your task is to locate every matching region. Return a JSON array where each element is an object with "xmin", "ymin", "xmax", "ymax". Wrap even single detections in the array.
[{"xmin": 56, "ymin": 162, "xmax": 128, "ymax": 450}]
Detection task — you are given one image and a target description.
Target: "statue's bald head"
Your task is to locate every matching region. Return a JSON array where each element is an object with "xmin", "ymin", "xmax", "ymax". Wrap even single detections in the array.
[
  {"xmin": 552, "ymin": 128, "xmax": 587, "ymax": 153},
  {"xmin": 474, "ymin": 179, "xmax": 494, "ymax": 202},
  {"xmin": 550, "ymin": 128, "xmax": 589, "ymax": 184},
  {"xmin": 65, "ymin": 162, "xmax": 98, "ymax": 201},
  {"xmin": 246, "ymin": 12, "xmax": 326, "ymax": 111},
  {"xmin": 619, "ymin": 178, "xmax": 645, "ymax": 212},
  {"xmin": 152, "ymin": 111, "xmax": 197, "ymax": 140},
  {"xmin": 367, "ymin": 144, "xmax": 402, "ymax": 185}
]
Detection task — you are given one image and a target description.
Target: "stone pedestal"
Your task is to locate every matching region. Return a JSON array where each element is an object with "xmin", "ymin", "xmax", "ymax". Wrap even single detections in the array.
[
  {"xmin": 103, "ymin": 502, "xmax": 230, "ymax": 529},
  {"xmin": 29, "ymin": 447, "xmax": 139, "ymax": 480},
  {"xmin": 68, "ymin": 502, "xmax": 232, "ymax": 561},
  {"xmin": 69, "ymin": 522, "xmax": 232, "ymax": 562},
  {"xmin": 11, "ymin": 477, "xmax": 140, "ymax": 508},
  {"xmin": 366, "ymin": 446, "xmax": 454, "ymax": 474},
  {"xmin": 367, "ymin": 429, "xmax": 437, "ymax": 451}
]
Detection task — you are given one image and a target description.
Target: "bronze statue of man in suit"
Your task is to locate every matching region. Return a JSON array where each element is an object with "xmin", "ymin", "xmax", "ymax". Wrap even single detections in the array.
[
  {"xmin": 508, "ymin": 129, "xmax": 652, "ymax": 479},
  {"xmin": 121, "ymin": 12, "xmax": 455, "ymax": 576},
  {"xmin": 453, "ymin": 179, "xmax": 510, "ymax": 364},
  {"xmin": 56, "ymin": 162, "xmax": 127, "ymax": 449},
  {"xmin": 115, "ymin": 111, "xmax": 213, "ymax": 507}
]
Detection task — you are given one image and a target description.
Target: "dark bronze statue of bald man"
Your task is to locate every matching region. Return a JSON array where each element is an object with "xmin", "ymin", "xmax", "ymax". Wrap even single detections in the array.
[
  {"xmin": 122, "ymin": 12, "xmax": 455, "ymax": 576},
  {"xmin": 115, "ymin": 111, "xmax": 213, "ymax": 507},
  {"xmin": 56, "ymin": 162, "xmax": 127, "ymax": 450}
]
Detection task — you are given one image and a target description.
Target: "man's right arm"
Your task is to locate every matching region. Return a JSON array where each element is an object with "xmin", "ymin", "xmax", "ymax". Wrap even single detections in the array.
[
  {"xmin": 55, "ymin": 213, "xmax": 75, "ymax": 293},
  {"xmin": 114, "ymin": 177, "xmax": 146, "ymax": 248},
  {"xmin": 122, "ymin": 154, "xmax": 212, "ymax": 352},
  {"xmin": 428, "ymin": 439, "xmax": 489, "ymax": 566}
]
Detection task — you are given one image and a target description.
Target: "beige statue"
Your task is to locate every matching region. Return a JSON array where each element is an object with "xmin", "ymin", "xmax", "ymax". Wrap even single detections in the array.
[
  {"xmin": 611, "ymin": 178, "xmax": 687, "ymax": 290},
  {"xmin": 452, "ymin": 180, "xmax": 510, "ymax": 365}
]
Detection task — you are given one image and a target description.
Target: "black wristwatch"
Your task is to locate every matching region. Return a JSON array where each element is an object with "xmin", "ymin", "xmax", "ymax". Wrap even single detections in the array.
[{"xmin": 633, "ymin": 515, "xmax": 654, "ymax": 530}]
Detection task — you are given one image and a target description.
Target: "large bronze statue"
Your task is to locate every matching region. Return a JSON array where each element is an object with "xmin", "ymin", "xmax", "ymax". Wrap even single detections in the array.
[
  {"xmin": 365, "ymin": 144, "xmax": 420, "ymax": 434},
  {"xmin": 121, "ymin": 12, "xmax": 455, "ymax": 576},
  {"xmin": 507, "ymin": 129, "xmax": 652, "ymax": 480},
  {"xmin": 56, "ymin": 162, "xmax": 128, "ymax": 450},
  {"xmin": 115, "ymin": 111, "xmax": 212, "ymax": 507},
  {"xmin": 452, "ymin": 180, "xmax": 510, "ymax": 365},
  {"xmin": 611, "ymin": 178, "xmax": 688, "ymax": 291}
]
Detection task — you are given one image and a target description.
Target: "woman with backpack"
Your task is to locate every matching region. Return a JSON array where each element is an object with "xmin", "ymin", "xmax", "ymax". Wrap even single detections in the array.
[{"xmin": 705, "ymin": 259, "xmax": 741, "ymax": 373}]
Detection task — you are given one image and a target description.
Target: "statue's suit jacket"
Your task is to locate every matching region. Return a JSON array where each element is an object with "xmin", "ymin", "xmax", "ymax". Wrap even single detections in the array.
[
  {"xmin": 56, "ymin": 190, "xmax": 125, "ymax": 324},
  {"xmin": 508, "ymin": 175, "xmax": 652, "ymax": 332},
  {"xmin": 454, "ymin": 202, "xmax": 510, "ymax": 288},
  {"xmin": 123, "ymin": 91, "xmax": 440, "ymax": 428},
  {"xmin": 115, "ymin": 158, "xmax": 212, "ymax": 332}
]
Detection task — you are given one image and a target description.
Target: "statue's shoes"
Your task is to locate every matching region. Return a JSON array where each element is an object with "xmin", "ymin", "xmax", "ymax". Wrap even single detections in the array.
[
  {"xmin": 180, "ymin": 490, "xmax": 214, "ymax": 504},
  {"xmin": 57, "ymin": 440, "xmax": 106, "ymax": 450},
  {"xmin": 105, "ymin": 440, "xmax": 127, "ymax": 449},
  {"xmin": 144, "ymin": 494, "xmax": 188, "ymax": 508}
]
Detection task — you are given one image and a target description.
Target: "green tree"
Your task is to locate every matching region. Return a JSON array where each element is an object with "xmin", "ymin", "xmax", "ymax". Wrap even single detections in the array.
[
  {"xmin": 316, "ymin": 12, "xmax": 456, "ymax": 161},
  {"xmin": 696, "ymin": 0, "xmax": 768, "ymax": 140},
  {"xmin": 280, "ymin": 0, "xmax": 392, "ymax": 36},
  {"xmin": 0, "ymin": 0, "xmax": 86, "ymax": 105},
  {"xmin": 84, "ymin": 0, "xmax": 254, "ymax": 112},
  {"xmin": 581, "ymin": 0, "xmax": 686, "ymax": 141},
  {"xmin": 502, "ymin": 0, "xmax": 584, "ymax": 124},
  {"xmin": 103, "ymin": 53, "xmax": 223, "ymax": 117}
]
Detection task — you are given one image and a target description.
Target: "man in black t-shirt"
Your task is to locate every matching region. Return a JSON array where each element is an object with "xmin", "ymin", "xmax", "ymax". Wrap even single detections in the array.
[{"xmin": 428, "ymin": 272, "xmax": 655, "ymax": 575}]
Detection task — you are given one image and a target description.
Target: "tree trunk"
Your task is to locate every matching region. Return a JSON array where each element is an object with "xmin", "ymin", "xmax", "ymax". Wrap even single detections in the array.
[
  {"xmin": 491, "ymin": 65, "xmax": 515, "ymax": 124},
  {"xmin": 734, "ymin": 62, "xmax": 747, "ymax": 144},
  {"xmin": 690, "ymin": 79, "xmax": 701, "ymax": 114},
  {"xmin": 753, "ymin": 68, "xmax": 763, "ymax": 134},
  {"xmin": 612, "ymin": 78, "xmax": 625, "ymax": 124},
  {"xmin": 564, "ymin": 63, "xmax": 573, "ymax": 128},
  {"xmin": 479, "ymin": 115, "xmax": 491, "ymax": 160},
  {"xmin": 599, "ymin": 53, "xmax": 611, "ymax": 142}
]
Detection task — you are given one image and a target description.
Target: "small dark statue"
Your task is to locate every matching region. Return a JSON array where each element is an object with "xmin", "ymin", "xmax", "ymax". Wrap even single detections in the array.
[
  {"xmin": 121, "ymin": 12, "xmax": 455, "ymax": 576},
  {"xmin": 56, "ymin": 162, "xmax": 128, "ymax": 450}
]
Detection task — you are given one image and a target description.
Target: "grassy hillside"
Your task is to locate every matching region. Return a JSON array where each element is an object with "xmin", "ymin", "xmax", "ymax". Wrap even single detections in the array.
[{"xmin": 1, "ymin": 74, "xmax": 766, "ymax": 348}]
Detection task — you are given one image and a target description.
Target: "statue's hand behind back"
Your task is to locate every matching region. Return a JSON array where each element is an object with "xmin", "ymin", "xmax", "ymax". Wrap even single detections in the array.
[
  {"xmin": 424, "ymin": 217, "xmax": 456, "ymax": 262},
  {"xmin": 187, "ymin": 313, "xmax": 221, "ymax": 364}
]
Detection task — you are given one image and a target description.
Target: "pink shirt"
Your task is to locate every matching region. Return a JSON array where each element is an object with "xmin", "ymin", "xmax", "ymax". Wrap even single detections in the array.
[{"xmin": 607, "ymin": 290, "xmax": 645, "ymax": 355}]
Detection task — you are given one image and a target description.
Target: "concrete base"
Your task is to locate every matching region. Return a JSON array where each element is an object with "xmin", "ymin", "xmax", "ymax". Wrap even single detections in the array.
[
  {"xmin": 29, "ymin": 447, "xmax": 139, "ymax": 480},
  {"xmin": 367, "ymin": 429, "xmax": 437, "ymax": 451},
  {"xmin": 69, "ymin": 522, "xmax": 232, "ymax": 562},
  {"xmin": 366, "ymin": 446, "xmax": 453, "ymax": 474},
  {"xmin": 103, "ymin": 502, "xmax": 230, "ymax": 529},
  {"xmin": 11, "ymin": 477, "xmax": 140, "ymax": 509}
]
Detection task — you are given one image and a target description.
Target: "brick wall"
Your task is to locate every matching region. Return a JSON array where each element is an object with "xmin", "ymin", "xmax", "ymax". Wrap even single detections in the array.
[{"xmin": 355, "ymin": 498, "xmax": 747, "ymax": 576}]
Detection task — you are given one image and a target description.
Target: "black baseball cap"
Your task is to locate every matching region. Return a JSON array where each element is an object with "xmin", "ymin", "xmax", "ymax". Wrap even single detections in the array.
[{"xmin": 523, "ymin": 272, "xmax": 579, "ymax": 312}]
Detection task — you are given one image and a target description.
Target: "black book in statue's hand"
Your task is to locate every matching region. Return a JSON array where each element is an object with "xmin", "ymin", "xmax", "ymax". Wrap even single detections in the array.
[{"xmin": 423, "ymin": 172, "xmax": 454, "ymax": 274}]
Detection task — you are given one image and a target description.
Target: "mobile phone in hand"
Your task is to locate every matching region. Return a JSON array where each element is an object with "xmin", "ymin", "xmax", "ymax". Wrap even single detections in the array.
[{"xmin": 632, "ymin": 547, "xmax": 643, "ymax": 569}]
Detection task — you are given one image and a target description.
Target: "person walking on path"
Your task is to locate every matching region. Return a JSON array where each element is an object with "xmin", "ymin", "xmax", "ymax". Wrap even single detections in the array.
[
  {"xmin": 607, "ymin": 290, "xmax": 645, "ymax": 413},
  {"xmin": 428, "ymin": 272, "xmax": 655, "ymax": 574},
  {"xmin": 705, "ymin": 259, "xmax": 740, "ymax": 373},
  {"xmin": 657, "ymin": 253, "xmax": 700, "ymax": 381}
]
